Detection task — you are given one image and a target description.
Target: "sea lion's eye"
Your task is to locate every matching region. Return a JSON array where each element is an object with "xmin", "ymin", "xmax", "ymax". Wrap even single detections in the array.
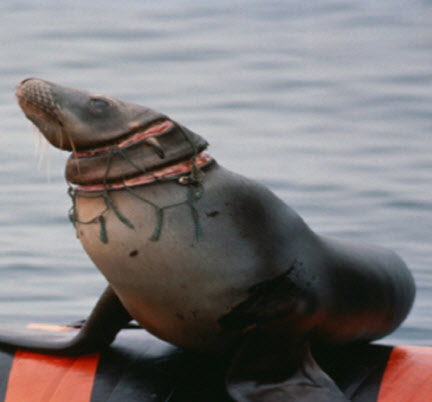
[{"xmin": 90, "ymin": 98, "xmax": 110, "ymax": 109}]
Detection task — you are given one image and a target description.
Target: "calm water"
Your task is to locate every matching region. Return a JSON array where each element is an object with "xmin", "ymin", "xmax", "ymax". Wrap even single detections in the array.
[{"xmin": 0, "ymin": 1, "xmax": 431, "ymax": 345}]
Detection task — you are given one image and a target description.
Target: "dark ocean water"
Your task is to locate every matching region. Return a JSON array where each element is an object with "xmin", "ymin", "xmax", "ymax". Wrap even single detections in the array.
[{"xmin": 0, "ymin": 1, "xmax": 431, "ymax": 345}]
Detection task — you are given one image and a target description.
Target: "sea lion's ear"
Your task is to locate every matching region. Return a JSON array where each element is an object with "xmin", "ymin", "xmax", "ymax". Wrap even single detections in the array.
[{"xmin": 226, "ymin": 331, "xmax": 348, "ymax": 402}]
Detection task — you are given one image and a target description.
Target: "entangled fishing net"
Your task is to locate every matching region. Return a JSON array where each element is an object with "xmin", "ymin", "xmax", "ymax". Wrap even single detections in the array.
[{"xmin": 67, "ymin": 123, "xmax": 207, "ymax": 244}]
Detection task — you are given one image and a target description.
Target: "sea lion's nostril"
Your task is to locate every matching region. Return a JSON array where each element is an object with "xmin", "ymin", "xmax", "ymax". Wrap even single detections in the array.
[{"xmin": 18, "ymin": 77, "xmax": 37, "ymax": 88}]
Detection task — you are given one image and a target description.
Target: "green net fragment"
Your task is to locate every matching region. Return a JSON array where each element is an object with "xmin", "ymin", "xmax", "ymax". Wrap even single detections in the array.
[{"xmin": 67, "ymin": 123, "xmax": 206, "ymax": 244}]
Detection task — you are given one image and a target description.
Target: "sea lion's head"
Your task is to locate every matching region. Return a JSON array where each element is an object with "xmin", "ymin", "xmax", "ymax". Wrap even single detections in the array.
[{"xmin": 16, "ymin": 78, "xmax": 208, "ymax": 186}]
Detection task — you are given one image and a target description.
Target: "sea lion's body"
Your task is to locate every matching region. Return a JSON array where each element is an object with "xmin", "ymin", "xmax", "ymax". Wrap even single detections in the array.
[
  {"xmin": 0, "ymin": 78, "xmax": 415, "ymax": 401},
  {"xmin": 76, "ymin": 165, "xmax": 412, "ymax": 353}
]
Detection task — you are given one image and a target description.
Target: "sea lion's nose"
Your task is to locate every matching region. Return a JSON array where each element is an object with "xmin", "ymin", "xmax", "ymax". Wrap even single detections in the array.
[
  {"xmin": 16, "ymin": 78, "xmax": 56, "ymax": 114},
  {"xmin": 17, "ymin": 78, "xmax": 37, "ymax": 96}
]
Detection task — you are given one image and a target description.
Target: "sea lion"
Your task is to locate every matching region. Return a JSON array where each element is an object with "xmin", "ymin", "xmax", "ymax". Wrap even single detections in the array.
[{"xmin": 0, "ymin": 78, "xmax": 415, "ymax": 401}]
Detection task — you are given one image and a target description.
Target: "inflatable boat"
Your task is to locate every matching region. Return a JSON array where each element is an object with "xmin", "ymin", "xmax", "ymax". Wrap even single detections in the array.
[{"xmin": 0, "ymin": 324, "xmax": 430, "ymax": 401}]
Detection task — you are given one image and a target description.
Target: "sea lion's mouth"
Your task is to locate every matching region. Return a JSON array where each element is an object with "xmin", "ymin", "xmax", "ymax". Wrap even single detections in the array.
[
  {"xmin": 17, "ymin": 91, "xmax": 67, "ymax": 147},
  {"xmin": 17, "ymin": 96, "xmax": 57, "ymax": 122},
  {"xmin": 76, "ymin": 152, "xmax": 213, "ymax": 192}
]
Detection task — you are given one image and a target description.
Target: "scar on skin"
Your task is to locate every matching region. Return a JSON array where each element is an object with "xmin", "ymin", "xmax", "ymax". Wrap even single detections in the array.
[{"xmin": 206, "ymin": 210, "xmax": 219, "ymax": 217}]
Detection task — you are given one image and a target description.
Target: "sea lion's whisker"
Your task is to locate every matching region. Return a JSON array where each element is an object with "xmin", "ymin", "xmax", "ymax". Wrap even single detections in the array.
[
  {"xmin": 55, "ymin": 122, "xmax": 64, "ymax": 150},
  {"xmin": 31, "ymin": 125, "xmax": 39, "ymax": 157},
  {"xmin": 37, "ymin": 134, "xmax": 46, "ymax": 170},
  {"xmin": 44, "ymin": 138, "xmax": 51, "ymax": 182},
  {"xmin": 65, "ymin": 130, "xmax": 81, "ymax": 175}
]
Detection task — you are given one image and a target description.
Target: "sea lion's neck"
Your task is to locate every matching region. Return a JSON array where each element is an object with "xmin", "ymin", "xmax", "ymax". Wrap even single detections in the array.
[
  {"xmin": 75, "ymin": 152, "xmax": 214, "ymax": 192},
  {"xmin": 66, "ymin": 122, "xmax": 210, "ymax": 186}
]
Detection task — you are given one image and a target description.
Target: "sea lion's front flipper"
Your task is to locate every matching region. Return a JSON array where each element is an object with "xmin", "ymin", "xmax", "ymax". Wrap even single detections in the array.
[
  {"xmin": 0, "ymin": 286, "xmax": 132, "ymax": 355},
  {"xmin": 226, "ymin": 331, "xmax": 347, "ymax": 402}
]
